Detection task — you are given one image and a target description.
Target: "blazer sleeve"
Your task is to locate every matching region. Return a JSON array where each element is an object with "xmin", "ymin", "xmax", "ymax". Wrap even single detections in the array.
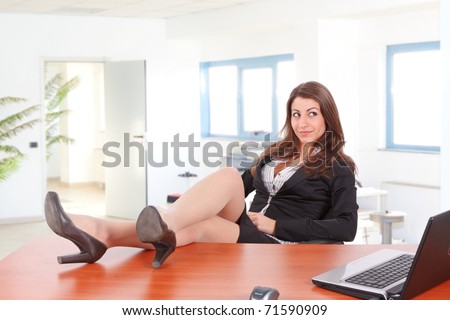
[
  {"xmin": 241, "ymin": 168, "xmax": 255, "ymax": 198},
  {"xmin": 274, "ymin": 164, "xmax": 359, "ymax": 242}
]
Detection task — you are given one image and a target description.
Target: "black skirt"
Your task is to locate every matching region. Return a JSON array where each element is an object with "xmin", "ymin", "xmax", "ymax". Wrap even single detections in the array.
[{"xmin": 236, "ymin": 209, "xmax": 280, "ymax": 244}]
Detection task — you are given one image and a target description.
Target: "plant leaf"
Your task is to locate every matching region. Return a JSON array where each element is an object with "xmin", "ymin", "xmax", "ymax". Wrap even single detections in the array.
[
  {"xmin": 0, "ymin": 97, "xmax": 28, "ymax": 108},
  {"xmin": 0, "ymin": 96, "xmax": 39, "ymax": 181},
  {"xmin": 0, "ymin": 104, "xmax": 41, "ymax": 130},
  {"xmin": 0, "ymin": 144, "xmax": 22, "ymax": 155},
  {"xmin": 46, "ymin": 75, "xmax": 80, "ymax": 112},
  {"xmin": 0, "ymin": 154, "xmax": 24, "ymax": 182},
  {"xmin": 0, "ymin": 118, "xmax": 41, "ymax": 141}
]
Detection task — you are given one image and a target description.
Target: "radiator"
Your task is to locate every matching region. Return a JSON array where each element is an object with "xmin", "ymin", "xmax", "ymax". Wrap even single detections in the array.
[{"xmin": 380, "ymin": 181, "xmax": 441, "ymax": 244}]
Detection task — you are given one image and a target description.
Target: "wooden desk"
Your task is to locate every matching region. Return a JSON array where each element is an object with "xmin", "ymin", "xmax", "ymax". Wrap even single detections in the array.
[{"xmin": 0, "ymin": 237, "xmax": 448, "ymax": 300}]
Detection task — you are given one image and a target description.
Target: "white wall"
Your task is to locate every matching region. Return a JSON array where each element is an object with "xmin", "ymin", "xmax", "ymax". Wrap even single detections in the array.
[
  {"xmin": 441, "ymin": 0, "xmax": 450, "ymax": 211},
  {"xmin": 318, "ymin": 19, "xmax": 360, "ymax": 159},
  {"xmin": 0, "ymin": 14, "xmax": 167, "ymax": 221},
  {"xmin": 144, "ymin": 40, "xmax": 206, "ymax": 204},
  {"xmin": 63, "ymin": 62, "xmax": 101, "ymax": 184}
]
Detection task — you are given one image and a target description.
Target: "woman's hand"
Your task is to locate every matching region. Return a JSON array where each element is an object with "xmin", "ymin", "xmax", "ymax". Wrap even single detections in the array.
[{"xmin": 247, "ymin": 211, "xmax": 276, "ymax": 235}]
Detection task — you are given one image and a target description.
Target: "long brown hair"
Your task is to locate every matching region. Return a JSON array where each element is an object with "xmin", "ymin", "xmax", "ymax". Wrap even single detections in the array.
[{"xmin": 260, "ymin": 81, "xmax": 356, "ymax": 176}]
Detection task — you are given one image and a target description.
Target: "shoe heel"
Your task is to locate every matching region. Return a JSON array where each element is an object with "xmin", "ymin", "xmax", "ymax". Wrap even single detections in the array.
[
  {"xmin": 58, "ymin": 251, "xmax": 93, "ymax": 264},
  {"xmin": 136, "ymin": 206, "xmax": 177, "ymax": 269},
  {"xmin": 45, "ymin": 191, "xmax": 108, "ymax": 264},
  {"xmin": 152, "ymin": 243, "xmax": 175, "ymax": 269},
  {"xmin": 152, "ymin": 230, "xmax": 176, "ymax": 269}
]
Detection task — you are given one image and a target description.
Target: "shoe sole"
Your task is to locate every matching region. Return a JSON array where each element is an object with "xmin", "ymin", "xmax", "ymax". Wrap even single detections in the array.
[{"xmin": 136, "ymin": 206, "xmax": 165, "ymax": 243}]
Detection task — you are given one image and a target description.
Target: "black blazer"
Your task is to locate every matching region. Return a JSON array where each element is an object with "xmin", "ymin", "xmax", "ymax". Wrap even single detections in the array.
[{"xmin": 241, "ymin": 158, "xmax": 358, "ymax": 242}]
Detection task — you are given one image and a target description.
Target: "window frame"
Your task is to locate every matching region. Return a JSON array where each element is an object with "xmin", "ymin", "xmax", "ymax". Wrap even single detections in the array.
[
  {"xmin": 385, "ymin": 41, "xmax": 441, "ymax": 152},
  {"xmin": 200, "ymin": 53, "xmax": 294, "ymax": 140}
]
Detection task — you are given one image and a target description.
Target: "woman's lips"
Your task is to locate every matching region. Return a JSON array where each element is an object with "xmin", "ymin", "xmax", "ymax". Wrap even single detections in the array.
[{"xmin": 298, "ymin": 131, "xmax": 312, "ymax": 137}]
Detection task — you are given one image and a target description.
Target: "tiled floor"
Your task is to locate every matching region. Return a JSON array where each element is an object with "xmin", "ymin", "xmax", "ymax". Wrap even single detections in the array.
[
  {"xmin": 0, "ymin": 180, "xmax": 106, "ymax": 260},
  {"xmin": 46, "ymin": 179, "xmax": 106, "ymax": 217}
]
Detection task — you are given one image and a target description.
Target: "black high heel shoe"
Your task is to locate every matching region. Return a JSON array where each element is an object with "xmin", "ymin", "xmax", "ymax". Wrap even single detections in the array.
[
  {"xmin": 136, "ymin": 206, "xmax": 176, "ymax": 269},
  {"xmin": 44, "ymin": 191, "xmax": 107, "ymax": 264}
]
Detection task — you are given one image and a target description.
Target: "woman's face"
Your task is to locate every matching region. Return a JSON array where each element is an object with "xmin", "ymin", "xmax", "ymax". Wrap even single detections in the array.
[{"xmin": 290, "ymin": 97, "xmax": 326, "ymax": 147}]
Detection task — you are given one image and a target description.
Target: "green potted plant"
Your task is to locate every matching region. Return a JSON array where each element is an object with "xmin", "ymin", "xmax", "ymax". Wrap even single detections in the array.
[
  {"xmin": 0, "ymin": 97, "xmax": 40, "ymax": 181},
  {"xmin": 0, "ymin": 73, "xmax": 80, "ymax": 181},
  {"xmin": 44, "ymin": 73, "xmax": 80, "ymax": 160}
]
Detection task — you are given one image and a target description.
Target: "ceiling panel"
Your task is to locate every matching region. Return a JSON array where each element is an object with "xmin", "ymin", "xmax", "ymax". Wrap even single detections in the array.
[{"xmin": 0, "ymin": 0, "xmax": 261, "ymax": 19}]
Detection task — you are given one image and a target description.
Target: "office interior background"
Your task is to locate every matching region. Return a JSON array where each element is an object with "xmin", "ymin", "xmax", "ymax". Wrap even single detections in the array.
[{"xmin": 1, "ymin": 0, "xmax": 449, "ymax": 248}]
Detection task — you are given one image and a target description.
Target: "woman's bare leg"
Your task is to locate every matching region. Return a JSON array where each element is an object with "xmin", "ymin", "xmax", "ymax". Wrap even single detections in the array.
[
  {"xmin": 162, "ymin": 167, "xmax": 245, "ymax": 232},
  {"xmin": 71, "ymin": 213, "xmax": 241, "ymax": 248},
  {"xmin": 174, "ymin": 215, "xmax": 241, "ymax": 246},
  {"xmin": 69, "ymin": 215, "xmax": 154, "ymax": 249},
  {"xmin": 69, "ymin": 167, "xmax": 245, "ymax": 248}
]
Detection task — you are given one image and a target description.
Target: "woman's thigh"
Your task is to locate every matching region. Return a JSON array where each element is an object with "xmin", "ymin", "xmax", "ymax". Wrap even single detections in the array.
[{"xmin": 175, "ymin": 215, "xmax": 240, "ymax": 246}]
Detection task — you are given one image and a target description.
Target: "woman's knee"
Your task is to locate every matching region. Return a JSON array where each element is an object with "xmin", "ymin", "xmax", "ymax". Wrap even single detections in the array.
[
  {"xmin": 217, "ymin": 166, "xmax": 241, "ymax": 178},
  {"xmin": 216, "ymin": 167, "xmax": 242, "ymax": 187}
]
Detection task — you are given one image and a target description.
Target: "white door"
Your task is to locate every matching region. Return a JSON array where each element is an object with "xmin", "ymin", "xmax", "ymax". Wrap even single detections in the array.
[{"xmin": 104, "ymin": 60, "xmax": 147, "ymax": 219}]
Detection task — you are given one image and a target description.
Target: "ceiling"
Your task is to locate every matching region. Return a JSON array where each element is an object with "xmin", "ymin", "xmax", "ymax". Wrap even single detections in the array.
[{"xmin": 0, "ymin": 0, "xmax": 261, "ymax": 19}]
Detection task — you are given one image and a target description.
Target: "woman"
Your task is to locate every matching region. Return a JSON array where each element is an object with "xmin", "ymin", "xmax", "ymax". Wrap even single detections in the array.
[{"xmin": 45, "ymin": 81, "xmax": 358, "ymax": 269}]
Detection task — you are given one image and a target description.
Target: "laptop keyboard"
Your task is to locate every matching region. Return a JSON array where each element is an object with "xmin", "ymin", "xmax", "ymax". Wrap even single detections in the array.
[{"xmin": 345, "ymin": 254, "xmax": 414, "ymax": 289}]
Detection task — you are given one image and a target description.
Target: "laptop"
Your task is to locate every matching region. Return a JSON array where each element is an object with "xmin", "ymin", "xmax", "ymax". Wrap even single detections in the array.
[{"xmin": 312, "ymin": 210, "xmax": 450, "ymax": 300}]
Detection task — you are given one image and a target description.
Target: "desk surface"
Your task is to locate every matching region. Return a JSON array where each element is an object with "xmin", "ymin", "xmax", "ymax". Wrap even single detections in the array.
[{"xmin": 0, "ymin": 237, "xmax": 448, "ymax": 300}]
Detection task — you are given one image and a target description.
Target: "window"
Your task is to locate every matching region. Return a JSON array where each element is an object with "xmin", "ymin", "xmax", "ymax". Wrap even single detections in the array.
[
  {"xmin": 200, "ymin": 54, "xmax": 295, "ymax": 140},
  {"xmin": 386, "ymin": 41, "xmax": 441, "ymax": 152}
]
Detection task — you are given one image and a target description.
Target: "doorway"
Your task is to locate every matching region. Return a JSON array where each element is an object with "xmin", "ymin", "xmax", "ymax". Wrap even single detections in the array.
[
  {"xmin": 43, "ymin": 60, "xmax": 148, "ymax": 219},
  {"xmin": 44, "ymin": 61, "xmax": 106, "ymax": 216}
]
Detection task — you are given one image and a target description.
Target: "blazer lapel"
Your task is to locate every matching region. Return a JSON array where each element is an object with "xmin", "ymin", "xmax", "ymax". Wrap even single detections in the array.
[
  {"xmin": 278, "ymin": 165, "xmax": 309, "ymax": 193},
  {"xmin": 255, "ymin": 156, "xmax": 309, "ymax": 194}
]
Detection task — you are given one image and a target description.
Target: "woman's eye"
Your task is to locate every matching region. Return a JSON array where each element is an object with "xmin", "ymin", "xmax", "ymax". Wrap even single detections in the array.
[
  {"xmin": 308, "ymin": 111, "xmax": 318, "ymax": 117},
  {"xmin": 292, "ymin": 112, "xmax": 300, "ymax": 117}
]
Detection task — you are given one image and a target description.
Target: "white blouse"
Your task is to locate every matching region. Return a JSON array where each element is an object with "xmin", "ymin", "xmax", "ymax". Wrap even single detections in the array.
[{"xmin": 259, "ymin": 159, "xmax": 304, "ymax": 244}]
